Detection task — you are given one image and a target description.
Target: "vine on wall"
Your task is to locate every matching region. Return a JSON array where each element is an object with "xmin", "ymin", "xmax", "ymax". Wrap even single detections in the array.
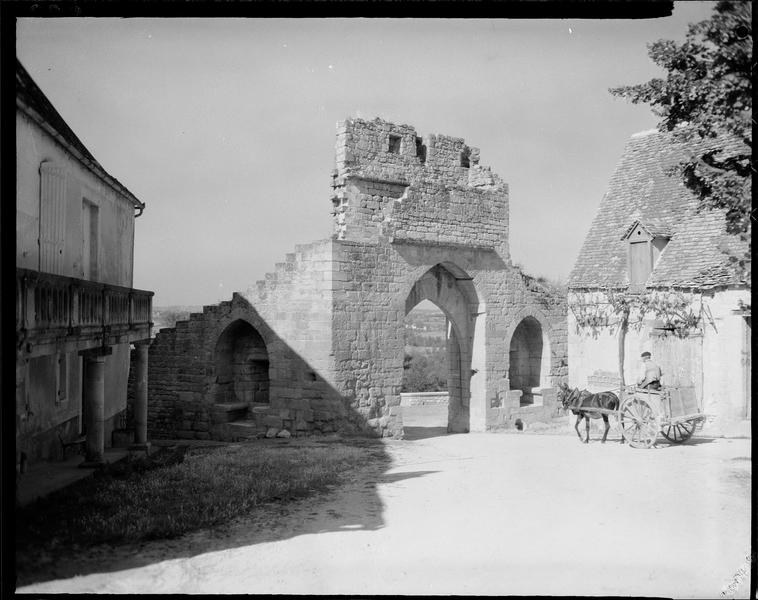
[{"xmin": 568, "ymin": 288, "xmax": 713, "ymax": 339}]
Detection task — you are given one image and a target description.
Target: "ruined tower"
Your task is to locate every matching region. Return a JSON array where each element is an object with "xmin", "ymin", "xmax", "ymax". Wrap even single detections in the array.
[{"xmin": 146, "ymin": 118, "xmax": 567, "ymax": 440}]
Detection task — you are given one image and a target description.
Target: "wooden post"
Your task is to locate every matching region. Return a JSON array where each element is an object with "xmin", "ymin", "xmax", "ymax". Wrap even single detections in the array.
[{"xmin": 618, "ymin": 307, "xmax": 629, "ymax": 389}]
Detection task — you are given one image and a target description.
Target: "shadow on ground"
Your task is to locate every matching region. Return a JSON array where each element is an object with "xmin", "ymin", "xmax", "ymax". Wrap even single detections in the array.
[
  {"xmin": 656, "ymin": 436, "xmax": 717, "ymax": 448},
  {"xmin": 16, "ymin": 403, "xmax": 458, "ymax": 588},
  {"xmin": 15, "ymin": 435, "xmax": 430, "ymax": 588}
]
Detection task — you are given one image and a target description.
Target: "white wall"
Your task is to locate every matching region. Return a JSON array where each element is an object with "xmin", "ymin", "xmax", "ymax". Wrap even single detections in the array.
[
  {"xmin": 700, "ymin": 289, "xmax": 751, "ymax": 433},
  {"xmin": 16, "ymin": 111, "xmax": 136, "ymax": 287}
]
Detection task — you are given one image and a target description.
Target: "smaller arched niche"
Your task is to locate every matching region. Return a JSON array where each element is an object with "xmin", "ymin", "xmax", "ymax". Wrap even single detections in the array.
[
  {"xmin": 509, "ymin": 316, "xmax": 549, "ymax": 406},
  {"xmin": 214, "ymin": 320, "xmax": 269, "ymax": 404}
]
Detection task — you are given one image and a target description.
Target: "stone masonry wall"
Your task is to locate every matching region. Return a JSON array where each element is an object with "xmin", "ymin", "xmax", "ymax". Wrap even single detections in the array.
[
  {"xmin": 400, "ymin": 392, "xmax": 449, "ymax": 406},
  {"xmin": 328, "ymin": 241, "xmax": 567, "ymax": 435},
  {"xmin": 332, "ymin": 117, "xmax": 509, "ymax": 257}
]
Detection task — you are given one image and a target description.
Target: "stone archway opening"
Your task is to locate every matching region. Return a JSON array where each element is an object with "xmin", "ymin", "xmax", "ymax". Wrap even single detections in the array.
[
  {"xmin": 509, "ymin": 316, "xmax": 549, "ymax": 406},
  {"xmin": 212, "ymin": 320, "xmax": 270, "ymax": 405},
  {"xmin": 401, "ymin": 263, "xmax": 480, "ymax": 436}
]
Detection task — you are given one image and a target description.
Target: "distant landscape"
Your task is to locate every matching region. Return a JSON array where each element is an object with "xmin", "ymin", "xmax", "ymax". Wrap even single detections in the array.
[
  {"xmin": 151, "ymin": 305, "xmax": 202, "ymax": 334},
  {"xmin": 403, "ymin": 305, "xmax": 447, "ymax": 392}
]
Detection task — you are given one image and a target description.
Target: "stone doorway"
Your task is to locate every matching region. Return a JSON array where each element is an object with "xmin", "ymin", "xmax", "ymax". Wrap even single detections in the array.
[
  {"xmin": 211, "ymin": 319, "xmax": 269, "ymax": 405},
  {"xmin": 402, "ymin": 263, "xmax": 480, "ymax": 434}
]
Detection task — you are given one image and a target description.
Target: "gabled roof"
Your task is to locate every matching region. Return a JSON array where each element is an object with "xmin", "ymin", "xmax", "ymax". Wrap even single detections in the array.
[
  {"xmin": 16, "ymin": 60, "xmax": 144, "ymax": 211},
  {"xmin": 568, "ymin": 130, "xmax": 747, "ymax": 290},
  {"xmin": 620, "ymin": 219, "xmax": 673, "ymax": 241}
]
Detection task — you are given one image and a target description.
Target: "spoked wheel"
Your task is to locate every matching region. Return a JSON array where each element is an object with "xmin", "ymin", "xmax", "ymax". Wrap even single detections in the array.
[
  {"xmin": 620, "ymin": 397, "xmax": 660, "ymax": 449},
  {"xmin": 661, "ymin": 419, "xmax": 697, "ymax": 444}
]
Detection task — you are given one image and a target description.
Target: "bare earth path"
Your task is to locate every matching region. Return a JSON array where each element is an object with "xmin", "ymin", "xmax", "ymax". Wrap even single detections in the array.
[{"xmin": 17, "ymin": 433, "xmax": 751, "ymax": 597}]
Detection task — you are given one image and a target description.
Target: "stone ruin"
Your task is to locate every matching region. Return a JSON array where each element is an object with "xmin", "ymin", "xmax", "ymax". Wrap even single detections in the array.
[{"xmin": 140, "ymin": 117, "xmax": 567, "ymax": 440}]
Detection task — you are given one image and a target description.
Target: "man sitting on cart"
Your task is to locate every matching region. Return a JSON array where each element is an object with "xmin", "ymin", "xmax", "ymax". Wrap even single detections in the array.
[{"xmin": 637, "ymin": 351, "xmax": 662, "ymax": 391}]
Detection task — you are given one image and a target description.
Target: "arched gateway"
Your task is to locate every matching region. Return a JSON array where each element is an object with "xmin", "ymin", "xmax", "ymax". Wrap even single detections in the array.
[
  {"xmin": 404, "ymin": 263, "xmax": 481, "ymax": 432},
  {"xmin": 146, "ymin": 118, "xmax": 566, "ymax": 441}
]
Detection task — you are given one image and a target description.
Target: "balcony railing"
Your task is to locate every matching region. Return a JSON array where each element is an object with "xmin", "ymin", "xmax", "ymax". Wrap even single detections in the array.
[{"xmin": 17, "ymin": 268, "xmax": 153, "ymax": 353}]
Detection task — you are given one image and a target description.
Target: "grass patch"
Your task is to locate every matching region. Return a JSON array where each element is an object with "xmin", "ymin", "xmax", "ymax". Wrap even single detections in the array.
[{"xmin": 17, "ymin": 440, "xmax": 381, "ymax": 553}]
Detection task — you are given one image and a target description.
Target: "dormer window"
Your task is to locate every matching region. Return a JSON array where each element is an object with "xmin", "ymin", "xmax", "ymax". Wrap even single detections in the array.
[{"xmin": 622, "ymin": 221, "xmax": 670, "ymax": 286}]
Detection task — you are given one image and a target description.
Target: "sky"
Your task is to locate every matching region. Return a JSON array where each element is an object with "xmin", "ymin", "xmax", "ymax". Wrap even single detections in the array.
[{"xmin": 16, "ymin": 4, "xmax": 717, "ymax": 307}]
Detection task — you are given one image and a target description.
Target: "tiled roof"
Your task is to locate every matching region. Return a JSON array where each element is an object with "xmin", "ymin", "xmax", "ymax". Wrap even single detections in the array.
[
  {"xmin": 568, "ymin": 130, "xmax": 748, "ymax": 290},
  {"xmin": 16, "ymin": 60, "xmax": 144, "ymax": 210}
]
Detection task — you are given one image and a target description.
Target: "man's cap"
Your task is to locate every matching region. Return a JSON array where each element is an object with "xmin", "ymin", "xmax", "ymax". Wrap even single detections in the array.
[{"xmin": 641, "ymin": 352, "xmax": 651, "ymax": 358}]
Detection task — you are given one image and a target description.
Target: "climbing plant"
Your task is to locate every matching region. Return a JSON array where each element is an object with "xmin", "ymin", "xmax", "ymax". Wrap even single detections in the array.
[
  {"xmin": 569, "ymin": 288, "xmax": 714, "ymax": 388},
  {"xmin": 569, "ymin": 289, "xmax": 711, "ymax": 338}
]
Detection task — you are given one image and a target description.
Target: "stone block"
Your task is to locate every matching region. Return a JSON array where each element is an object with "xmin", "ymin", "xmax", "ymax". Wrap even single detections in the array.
[
  {"xmin": 299, "ymin": 408, "xmax": 315, "ymax": 422},
  {"xmin": 264, "ymin": 416, "xmax": 283, "ymax": 428},
  {"xmin": 505, "ymin": 390, "xmax": 522, "ymax": 411},
  {"xmin": 265, "ymin": 427, "xmax": 279, "ymax": 438},
  {"xmin": 276, "ymin": 429, "xmax": 292, "ymax": 438}
]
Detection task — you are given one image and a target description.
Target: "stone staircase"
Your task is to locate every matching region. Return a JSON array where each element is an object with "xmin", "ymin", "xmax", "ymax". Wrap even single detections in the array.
[{"xmin": 246, "ymin": 239, "xmax": 333, "ymax": 304}]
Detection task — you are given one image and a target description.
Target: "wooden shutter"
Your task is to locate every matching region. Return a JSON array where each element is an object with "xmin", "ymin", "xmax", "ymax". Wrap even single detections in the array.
[
  {"xmin": 629, "ymin": 241, "xmax": 651, "ymax": 285},
  {"xmin": 39, "ymin": 162, "xmax": 67, "ymax": 275}
]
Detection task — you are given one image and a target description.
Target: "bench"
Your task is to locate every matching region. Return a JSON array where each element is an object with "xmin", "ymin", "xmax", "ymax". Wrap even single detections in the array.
[{"xmin": 58, "ymin": 432, "xmax": 87, "ymax": 457}]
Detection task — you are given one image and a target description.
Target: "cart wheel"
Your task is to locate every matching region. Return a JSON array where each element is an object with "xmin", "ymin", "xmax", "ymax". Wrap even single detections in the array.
[
  {"xmin": 620, "ymin": 397, "xmax": 659, "ymax": 449},
  {"xmin": 661, "ymin": 419, "xmax": 697, "ymax": 444}
]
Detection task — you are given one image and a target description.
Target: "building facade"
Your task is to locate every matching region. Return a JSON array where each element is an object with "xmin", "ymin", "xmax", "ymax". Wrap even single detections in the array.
[
  {"xmin": 147, "ymin": 117, "xmax": 568, "ymax": 441},
  {"xmin": 567, "ymin": 130, "xmax": 751, "ymax": 436},
  {"xmin": 16, "ymin": 61, "xmax": 153, "ymax": 467}
]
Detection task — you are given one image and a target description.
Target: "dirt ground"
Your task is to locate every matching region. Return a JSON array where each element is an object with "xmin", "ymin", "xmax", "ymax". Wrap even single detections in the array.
[{"xmin": 15, "ymin": 417, "xmax": 752, "ymax": 597}]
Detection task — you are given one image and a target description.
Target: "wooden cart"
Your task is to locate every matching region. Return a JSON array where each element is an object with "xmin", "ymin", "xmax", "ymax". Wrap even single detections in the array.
[{"xmin": 617, "ymin": 385, "xmax": 707, "ymax": 449}]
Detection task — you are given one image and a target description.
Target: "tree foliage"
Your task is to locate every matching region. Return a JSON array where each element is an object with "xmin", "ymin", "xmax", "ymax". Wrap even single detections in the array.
[
  {"xmin": 610, "ymin": 1, "xmax": 752, "ymax": 282},
  {"xmin": 402, "ymin": 351, "xmax": 448, "ymax": 393}
]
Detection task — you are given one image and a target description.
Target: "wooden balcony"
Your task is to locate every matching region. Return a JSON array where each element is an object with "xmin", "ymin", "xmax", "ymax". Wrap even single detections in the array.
[{"xmin": 16, "ymin": 268, "xmax": 153, "ymax": 358}]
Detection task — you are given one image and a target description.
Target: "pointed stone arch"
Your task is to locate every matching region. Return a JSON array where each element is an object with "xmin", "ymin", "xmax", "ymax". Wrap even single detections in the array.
[
  {"xmin": 211, "ymin": 320, "xmax": 270, "ymax": 404},
  {"xmin": 504, "ymin": 307, "xmax": 553, "ymax": 405},
  {"xmin": 401, "ymin": 263, "xmax": 483, "ymax": 433}
]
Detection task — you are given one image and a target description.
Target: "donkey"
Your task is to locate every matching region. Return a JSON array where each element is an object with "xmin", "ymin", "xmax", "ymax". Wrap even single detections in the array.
[{"xmin": 557, "ymin": 382, "xmax": 620, "ymax": 444}]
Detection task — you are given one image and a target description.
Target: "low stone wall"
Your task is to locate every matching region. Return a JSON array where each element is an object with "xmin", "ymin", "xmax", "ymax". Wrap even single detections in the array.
[
  {"xmin": 400, "ymin": 392, "xmax": 449, "ymax": 407},
  {"xmin": 486, "ymin": 387, "xmax": 565, "ymax": 431}
]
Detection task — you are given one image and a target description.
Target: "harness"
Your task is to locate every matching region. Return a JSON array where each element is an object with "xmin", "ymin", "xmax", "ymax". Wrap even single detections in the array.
[{"xmin": 566, "ymin": 388, "xmax": 589, "ymax": 411}]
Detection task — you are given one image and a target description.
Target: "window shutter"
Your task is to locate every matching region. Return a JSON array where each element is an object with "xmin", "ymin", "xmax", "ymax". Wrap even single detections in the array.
[
  {"xmin": 39, "ymin": 162, "xmax": 67, "ymax": 275},
  {"xmin": 629, "ymin": 240, "xmax": 652, "ymax": 285}
]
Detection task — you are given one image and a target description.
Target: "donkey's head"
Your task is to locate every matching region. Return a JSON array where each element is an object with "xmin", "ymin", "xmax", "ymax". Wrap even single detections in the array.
[{"xmin": 557, "ymin": 383, "xmax": 582, "ymax": 410}]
